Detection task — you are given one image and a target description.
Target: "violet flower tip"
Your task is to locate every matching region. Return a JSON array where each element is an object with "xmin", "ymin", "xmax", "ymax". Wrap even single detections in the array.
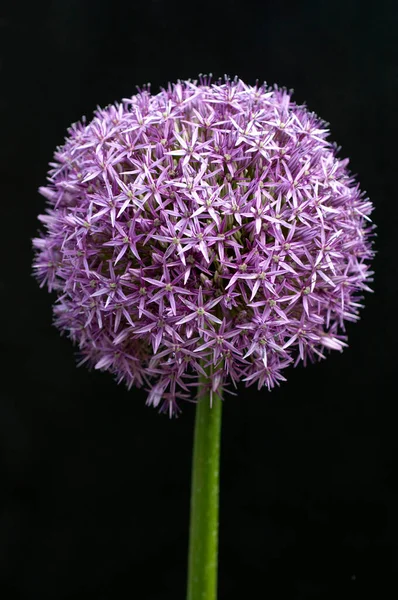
[{"xmin": 33, "ymin": 77, "xmax": 375, "ymax": 414}]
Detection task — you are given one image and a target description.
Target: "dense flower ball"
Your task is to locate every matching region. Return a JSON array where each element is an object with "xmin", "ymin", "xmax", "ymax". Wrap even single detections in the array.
[{"xmin": 33, "ymin": 76, "xmax": 374, "ymax": 415}]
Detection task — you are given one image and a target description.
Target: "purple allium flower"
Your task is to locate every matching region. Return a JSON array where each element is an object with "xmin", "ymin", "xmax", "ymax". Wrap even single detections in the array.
[{"xmin": 33, "ymin": 76, "xmax": 375, "ymax": 416}]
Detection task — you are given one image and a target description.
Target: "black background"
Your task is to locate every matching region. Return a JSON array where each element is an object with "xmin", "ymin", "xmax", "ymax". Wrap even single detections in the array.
[{"xmin": 1, "ymin": 1, "xmax": 397, "ymax": 598}]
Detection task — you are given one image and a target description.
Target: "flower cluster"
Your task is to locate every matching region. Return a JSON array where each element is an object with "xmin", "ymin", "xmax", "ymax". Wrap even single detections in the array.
[{"xmin": 33, "ymin": 76, "xmax": 374, "ymax": 415}]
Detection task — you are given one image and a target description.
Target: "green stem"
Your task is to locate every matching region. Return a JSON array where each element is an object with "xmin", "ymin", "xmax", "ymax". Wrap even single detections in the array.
[{"xmin": 187, "ymin": 367, "xmax": 223, "ymax": 600}]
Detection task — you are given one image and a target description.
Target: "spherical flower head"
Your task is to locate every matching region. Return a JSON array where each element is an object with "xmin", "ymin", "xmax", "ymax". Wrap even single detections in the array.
[{"xmin": 33, "ymin": 76, "xmax": 375, "ymax": 416}]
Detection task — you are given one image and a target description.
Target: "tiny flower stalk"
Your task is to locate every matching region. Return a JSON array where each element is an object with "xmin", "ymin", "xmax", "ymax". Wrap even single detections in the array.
[{"xmin": 187, "ymin": 365, "xmax": 223, "ymax": 600}]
